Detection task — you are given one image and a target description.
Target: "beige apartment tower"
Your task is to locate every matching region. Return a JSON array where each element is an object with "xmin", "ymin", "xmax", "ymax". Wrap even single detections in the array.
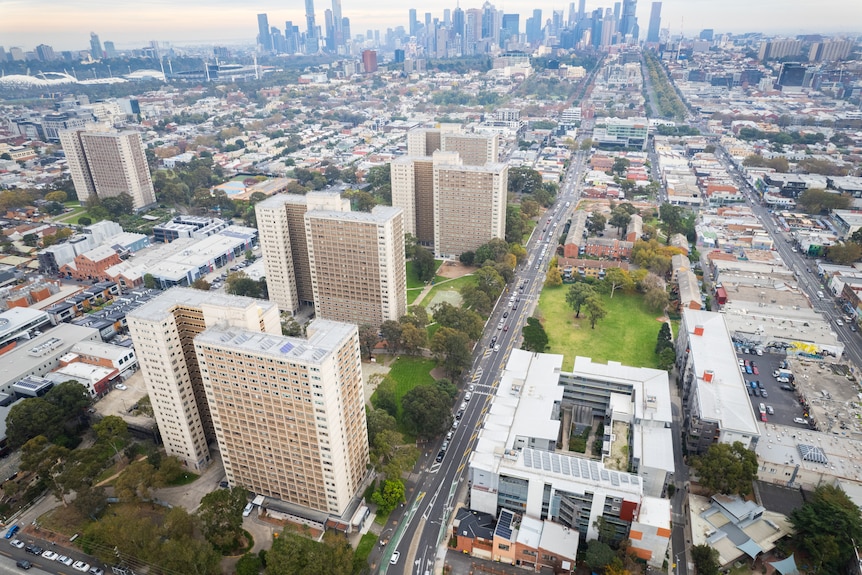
[
  {"xmin": 59, "ymin": 129, "xmax": 156, "ymax": 210},
  {"xmin": 194, "ymin": 319, "xmax": 369, "ymax": 515},
  {"xmin": 306, "ymin": 206, "xmax": 407, "ymax": 327},
  {"xmin": 433, "ymin": 156, "xmax": 508, "ymax": 258},
  {"xmin": 127, "ymin": 289, "xmax": 281, "ymax": 470},
  {"xmin": 390, "ymin": 156, "xmax": 435, "ymax": 244},
  {"xmin": 256, "ymin": 192, "xmax": 349, "ymax": 314},
  {"xmin": 406, "ymin": 126, "xmax": 498, "ymax": 166}
]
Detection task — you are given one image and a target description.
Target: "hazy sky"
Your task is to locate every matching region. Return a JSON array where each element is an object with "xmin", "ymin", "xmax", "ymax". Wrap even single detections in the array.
[{"xmin": 1, "ymin": 0, "xmax": 860, "ymax": 52}]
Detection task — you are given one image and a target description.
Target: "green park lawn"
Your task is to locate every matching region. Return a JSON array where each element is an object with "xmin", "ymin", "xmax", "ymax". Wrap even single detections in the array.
[
  {"xmin": 386, "ymin": 356, "xmax": 437, "ymax": 416},
  {"xmin": 537, "ymin": 288, "xmax": 663, "ymax": 369},
  {"xmin": 405, "ymin": 260, "xmax": 444, "ymax": 289},
  {"xmin": 416, "ymin": 274, "xmax": 476, "ymax": 309}
]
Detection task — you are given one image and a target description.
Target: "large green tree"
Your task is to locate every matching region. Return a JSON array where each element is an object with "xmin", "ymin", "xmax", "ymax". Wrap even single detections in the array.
[
  {"xmin": 791, "ymin": 484, "xmax": 862, "ymax": 574},
  {"xmin": 691, "ymin": 441, "xmax": 758, "ymax": 496},
  {"xmin": 432, "ymin": 301, "xmax": 484, "ymax": 340},
  {"xmin": 266, "ymin": 530, "xmax": 354, "ymax": 575},
  {"xmin": 585, "ymin": 295, "xmax": 608, "ymax": 329},
  {"xmin": 197, "ymin": 487, "xmax": 248, "ymax": 549},
  {"xmin": 401, "ymin": 384, "xmax": 454, "ymax": 438},
  {"xmin": 690, "ymin": 544, "xmax": 720, "ymax": 575},
  {"xmin": 521, "ymin": 317, "xmax": 549, "ymax": 353},
  {"xmin": 566, "ymin": 283, "xmax": 595, "ymax": 318},
  {"xmin": 412, "ymin": 245, "xmax": 436, "ymax": 282},
  {"xmin": 429, "ymin": 327, "xmax": 472, "ymax": 379},
  {"xmin": 796, "ymin": 188, "xmax": 851, "ymax": 214}
]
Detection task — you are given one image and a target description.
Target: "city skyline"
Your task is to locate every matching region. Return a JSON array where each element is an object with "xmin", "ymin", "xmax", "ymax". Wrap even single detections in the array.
[{"xmin": 2, "ymin": 0, "xmax": 860, "ymax": 52}]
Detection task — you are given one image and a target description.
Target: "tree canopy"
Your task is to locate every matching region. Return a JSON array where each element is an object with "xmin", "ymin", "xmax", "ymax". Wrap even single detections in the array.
[
  {"xmin": 796, "ymin": 188, "xmax": 851, "ymax": 214},
  {"xmin": 401, "ymin": 384, "xmax": 454, "ymax": 438},
  {"xmin": 691, "ymin": 441, "xmax": 758, "ymax": 496},
  {"xmin": 790, "ymin": 484, "xmax": 862, "ymax": 574},
  {"xmin": 521, "ymin": 317, "xmax": 549, "ymax": 353}
]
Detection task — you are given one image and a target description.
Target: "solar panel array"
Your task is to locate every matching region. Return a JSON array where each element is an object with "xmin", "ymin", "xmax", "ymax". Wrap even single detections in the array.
[
  {"xmin": 494, "ymin": 509, "xmax": 515, "ymax": 540},
  {"xmin": 521, "ymin": 448, "xmax": 636, "ymax": 487}
]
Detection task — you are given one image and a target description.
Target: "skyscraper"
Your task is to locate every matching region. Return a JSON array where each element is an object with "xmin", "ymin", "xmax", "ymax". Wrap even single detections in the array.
[
  {"xmin": 646, "ymin": 2, "xmax": 662, "ymax": 43},
  {"xmin": 619, "ymin": 0, "xmax": 638, "ymax": 39},
  {"xmin": 89, "ymin": 32, "xmax": 103, "ymax": 59},
  {"xmin": 409, "ymin": 8, "xmax": 418, "ymax": 36},
  {"xmin": 577, "ymin": 0, "xmax": 586, "ymax": 22},
  {"xmin": 257, "ymin": 14, "xmax": 272, "ymax": 52},
  {"xmin": 195, "ymin": 319, "xmax": 368, "ymax": 515},
  {"xmin": 59, "ymin": 129, "xmax": 156, "ymax": 210},
  {"xmin": 362, "ymin": 49, "xmax": 378, "ymax": 73},
  {"xmin": 35, "ymin": 44, "xmax": 55, "ymax": 62},
  {"xmin": 331, "ymin": 0, "xmax": 343, "ymax": 47},
  {"xmin": 128, "ymin": 288, "xmax": 369, "ymax": 517},
  {"xmin": 306, "ymin": 206, "xmax": 406, "ymax": 327},
  {"xmin": 501, "ymin": 14, "xmax": 519, "ymax": 46},
  {"xmin": 305, "ymin": 0, "xmax": 317, "ymax": 38},
  {"xmin": 526, "ymin": 9, "xmax": 542, "ymax": 44}
]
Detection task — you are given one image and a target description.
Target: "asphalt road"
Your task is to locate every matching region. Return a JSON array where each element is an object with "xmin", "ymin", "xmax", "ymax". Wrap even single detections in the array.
[{"xmin": 378, "ymin": 151, "xmax": 589, "ymax": 575}]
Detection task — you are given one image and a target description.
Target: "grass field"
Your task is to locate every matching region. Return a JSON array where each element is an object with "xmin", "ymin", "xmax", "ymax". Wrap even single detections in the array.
[
  {"xmin": 405, "ymin": 260, "xmax": 444, "ymax": 289},
  {"xmin": 54, "ymin": 203, "xmax": 98, "ymax": 224},
  {"xmin": 387, "ymin": 356, "xmax": 437, "ymax": 417},
  {"xmin": 416, "ymin": 274, "xmax": 476, "ymax": 308},
  {"xmin": 353, "ymin": 532, "xmax": 377, "ymax": 561},
  {"xmin": 537, "ymin": 288, "xmax": 663, "ymax": 369}
]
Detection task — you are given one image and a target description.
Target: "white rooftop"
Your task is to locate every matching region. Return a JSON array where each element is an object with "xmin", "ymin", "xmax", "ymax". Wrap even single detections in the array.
[{"xmin": 127, "ymin": 287, "xmax": 277, "ymax": 322}]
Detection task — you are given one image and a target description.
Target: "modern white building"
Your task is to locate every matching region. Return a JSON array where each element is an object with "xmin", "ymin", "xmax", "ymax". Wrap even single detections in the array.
[{"xmin": 676, "ymin": 309, "xmax": 761, "ymax": 454}]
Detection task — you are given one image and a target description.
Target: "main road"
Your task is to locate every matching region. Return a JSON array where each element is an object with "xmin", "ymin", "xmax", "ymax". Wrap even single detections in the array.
[{"xmin": 379, "ymin": 150, "xmax": 589, "ymax": 575}]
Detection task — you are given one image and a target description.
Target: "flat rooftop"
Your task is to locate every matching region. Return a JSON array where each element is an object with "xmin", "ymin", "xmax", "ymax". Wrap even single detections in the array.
[{"xmin": 127, "ymin": 287, "xmax": 278, "ymax": 323}]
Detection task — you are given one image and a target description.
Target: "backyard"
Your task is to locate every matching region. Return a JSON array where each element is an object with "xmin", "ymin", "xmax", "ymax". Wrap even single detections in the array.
[{"xmin": 537, "ymin": 289, "xmax": 664, "ymax": 369}]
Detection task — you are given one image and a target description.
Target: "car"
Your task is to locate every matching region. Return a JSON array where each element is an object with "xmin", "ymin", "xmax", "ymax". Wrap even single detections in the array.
[
  {"xmin": 793, "ymin": 417, "xmax": 808, "ymax": 425},
  {"xmin": 503, "ymin": 324, "xmax": 509, "ymax": 331},
  {"xmin": 817, "ymin": 291, "xmax": 824, "ymax": 298},
  {"xmin": 25, "ymin": 545, "xmax": 43, "ymax": 555},
  {"xmin": 494, "ymin": 344, "xmax": 500, "ymax": 352},
  {"xmin": 5, "ymin": 525, "xmax": 19, "ymax": 539},
  {"xmin": 390, "ymin": 551, "xmax": 401, "ymax": 565},
  {"xmin": 761, "ymin": 390, "xmax": 768, "ymax": 398},
  {"xmin": 89, "ymin": 568, "xmax": 105, "ymax": 575},
  {"xmin": 738, "ymin": 358, "xmax": 745, "ymax": 366},
  {"xmin": 512, "ymin": 304, "xmax": 518, "ymax": 310},
  {"xmin": 115, "ymin": 383, "xmax": 127, "ymax": 391},
  {"xmin": 753, "ymin": 366, "xmax": 759, "ymax": 375},
  {"xmin": 435, "ymin": 450, "xmax": 445, "ymax": 463},
  {"xmin": 57, "ymin": 556, "xmax": 74, "ymax": 566},
  {"xmin": 748, "ymin": 387, "xmax": 754, "ymax": 396},
  {"xmin": 489, "ymin": 337, "xmax": 497, "ymax": 348},
  {"xmin": 777, "ymin": 376, "xmax": 790, "ymax": 384},
  {"xmin": 503, "ymin": 311, "xmax": 509, "ymax": 318},
  {"xmin": 73, "ymin": 561, "xmax": 91, "ymax": 572},
  {"xmin": 465, "ymin": 392, "xmax": 472, "ymax": 401},
  {"xmin": 42, "ymin": 550, "xmax": 59, "ymax": 561},
  {"xmin": 837, "ymin": 319, "xmax": 844, "ymax": 326},
  {"xmin": 468, "ymin": 384, "xmax": 474, "ymax": 392},
  {"xmin": 219, "ymin": 480, "xmax": 229, "ymax": 488},
  {"xmin": 15, "ymin": 560, "xmax": 31, "ymax": 570},
  {"xmin": 445, "ymin": 431, "xmax": 453, "ymax": 440},
  {"xmin": 455, "ymin": 410, "xmax": 463, "ymax": 420},
  {"xmin": 745, "ymin": 366, "xmax": 752, "ymax": 374},
  {"xmin": 760, "ymin": 413, "xmax": 768, "ymax": 422},
  {"xmin": 452, "ymin": 420, "xmax": 459, "ymax": 430},
  {"xmin": 441, "ymin": 440, "xmax": 449, "ymax": 450},
  {"xmin": 243, "ymin": 503, "xmax": 254, "ymax": 517},
  {"xmin": 497, "ymin": 322, "xmax": 503, "ymax": 330},
  {"xmin": 852, "ymin": 325, "xmax": 858, "ymax": 332},
  {"xmin": 10, "ymin": 539, "xmax": 24, "ymax": 548},
  {"xmin": 766, "ymin": 406, "xmax": 774, "ymax": 415},
  {"xmin": 780, "ymin": 385, "xmax": 794, "ymax": 391}
]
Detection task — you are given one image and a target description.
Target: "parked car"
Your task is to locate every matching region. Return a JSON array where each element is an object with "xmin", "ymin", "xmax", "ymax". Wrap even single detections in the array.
[
  {"xmin": 390, "ymin": 551, "xmax": 400, "ymax": 565},
  {"xmin": 42, "ymin": 550, "xmax": 58, "ymax": 561},
  {"xmin": 766, "ymin": 406, "xmax": 774, "ymax": 415},
  {"xmin": 781, "ymin": 385, "xmax": 794, "ymax": 391},
  {"xmin": 57, "ymin": 556, "xmax": 74, "ymax": 566},
  {"xmin": 793, "ymin": 418, "xmax": 808, "ymax": 425},
  {"xmin": 5, "ymin": 525, "xmax": 19, "ymax": 539},
  {"xmin": 435, "ymin": 450, "xmax": 445, "ymax": 463},
  {"xmin": 9, "ymin": 539, "xmax": 24, "ymax": 548},
  {"xmin": 115, "ymin": 383, "xmax": 127, "ymax": 391},
  {"xmin": 72, "ymin": 561, "xmax": 91, "ymax": 572},
  {"xmin": 752, "ymin": 366, "xmax": 759, "ymax": 375},
  {"xmin": 25, "ymin": 545, "xmax": 43, "ymax": 555},
  {"xmin": 242, "ymin": 502, "xmax": 254, "ymax": 517},
  {"xmin": 15, "ymin": 560, "xmax": 31, "ymax": 570}
]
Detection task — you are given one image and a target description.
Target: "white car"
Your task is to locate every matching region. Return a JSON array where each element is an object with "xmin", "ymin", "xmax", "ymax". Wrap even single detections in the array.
[
  {"xmin": 73, "ymin": 561, "xmax": 91, "ymax": 572},
  {"xmin": 242, "ymin": 502, "xmax": 254, "ymax": 517},
  {"xmin": 793, "ymin": 418, "xmax": 808, "ymax": 425},
  {"xmin": 115, "ymin": 383, "xmax": 127, "ymax": 391},
  {"xmin": 57, "ymin": 556, "xmax": 74, "ymax": 566},
  {"xmin": 42, "ymin": 550, "xmax": 59, "ymax": 561},
  {"xmin": 9, "ymin": 539, "xmax": 24, "ymax": 549},
  {"xmin": 390, "ymin": 551, "xmax": 400, "ymax": 564}
]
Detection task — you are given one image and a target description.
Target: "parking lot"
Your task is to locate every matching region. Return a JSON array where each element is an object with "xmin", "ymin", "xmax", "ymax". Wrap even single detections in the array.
[{"xmin": 738, "ymin": 349, "xmax": 809, "ymax": 428}]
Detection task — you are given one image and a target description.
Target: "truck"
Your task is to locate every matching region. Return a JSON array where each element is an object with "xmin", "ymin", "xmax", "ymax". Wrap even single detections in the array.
[{"xmin": 773, "ymin": 368, "xmax": 794, "ymax": 381}]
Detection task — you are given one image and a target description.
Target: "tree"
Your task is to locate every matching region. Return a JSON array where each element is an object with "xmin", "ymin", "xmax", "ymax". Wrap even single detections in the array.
[
  {"xmin": 100, "ymin": 194, "xmax": 135, "ymax": 217},
  {"xmin": 609, "ymin": 208, "xmax": 632, "ymax": 237},
  {"xmin": 690, "ymin": 544, "xmax": 720, "ymax": 575},
  {"xmin": 505, "ymin": 205, "xmax": 528, "ymax": 243},
  {"xmin": 603, "ymin": 268, "xmax": 633, "ymax": 298},
  {"xmin": 657, "ymin": 347, "xmax": 676, "ymax": 371},
  {"xmin": 432, "ymin": 301, "xmax": 484, "ymax": 340},
  {"xmin": 413, "ymin": 245, "xmax": 436, "ymax": 282},
  {"xmin": 93, "ymin": 415, "xmax": 129, "ymax": 457},
  {"xmin": 225, "ymin": 272, "xmax": 263, "ymax": 298},
  {"xmin": 545, "ymin": 265, "xmax": 563, "ymax": 287},
  {"xmin": 645, "ymin": 286, "xmax": 670, "ymax": 312},
  {"xmin": 400, "ymin": 323, "xmax": 426, "ymax": 355},
  {"xmin": 790, "ymin": 484, "xmax": 862, "ymax": 574},
  {"xmin": 371, "ymin": 376, "xmax": 398, "ymax": 417},
  {"xmin": 45, "ymin": 191, "xmax": 67, "ymax": 203},
  {"xmin": 236, "ymin": 553, "xmax": 263, "ymax": 575},
  {"xmin": 827, "ymin": 241, "xmax": 862, "ymax": 265},
  {"xmin": 584, "ymin": 540, "xmax": 618, "ymax": 572},
  {"xmin": 77, "ymin": 216, "xmax": 92, "ymax": 226},
  {"xmin": 266, "ymin": 530, "xmax": 354, "ymax": 575},
  {"xmin": 691, "ymin": 441, "xmax": 758, "ymax": 496},
  {"xmin": 585, "ymin": 295, "xmax": 608, "ymax": 329},
  {"xmin": 357, "ymin": 324, "xmax": 378, "ymax": 360},
  {"xmin": 796, "ymin": 188, "xmax": 851, "ymax": 214},
  {"xmin": 460, "ymin": 285, "xmax": 493, "ymax": 315},
  {"xmin": 508, "ymin": 166, "xmax": 543, "ymax": 195},
  {"xmin": 6, "ymin": 397, "xmax": 64, "ymax": 447},
  {"xmin": 520, "ymin": 199, "xmax": 540, "ymax": 218},
  {"xmin": 474, "ymin": 238, "xmax": 510, "ymax": 265},
  {"xmin": 20, "ymin": 435, "xmax": 71, "ymax": 503},
  {"xmin": 429, "ymin": 327, "xmax": 472, "ymax": 379},
  {"xmin": 191, "ymin": 278, "xmax": 211, "ymax": 291},
  {"xmin": 197, "ymin": 487, "xmax": 248, "ymax": 549},
  {"xmin": 401, "ymin": 384, "xmax": 454, "ymax": 437},
  {"xmin": 114, "ymin": 459, "xmax": 159, "ymax": 501},
  {"xmin": 380, "ymin": 320, "xmax": 403, "ymax": 351},
  {"xmin": 655, "ymin": 322, "xmax": 673, "ymax": 354},
  {"xmin": 473, "ymin": 265, "xmax": 505, "ymax": 299},
  {"xmin": 371, "ymin": 479, "xmax": 405, "ymax": 514},
  {"xmin": 566, "ymin": 283, "xmax": 595, "ymax": 318},
  {"xmin": 587, "ymin": 211, "xmax": 607, "ymax": 234},
  {"xmin": 521, "ymin": 317, "xmax": 549, "ymax": 353}
]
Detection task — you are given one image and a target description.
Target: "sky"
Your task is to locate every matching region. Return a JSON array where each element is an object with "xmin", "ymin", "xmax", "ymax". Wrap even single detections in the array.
[{"xmin": 1, "ymin": 0, "xmax": 861, "ymax": 52}]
